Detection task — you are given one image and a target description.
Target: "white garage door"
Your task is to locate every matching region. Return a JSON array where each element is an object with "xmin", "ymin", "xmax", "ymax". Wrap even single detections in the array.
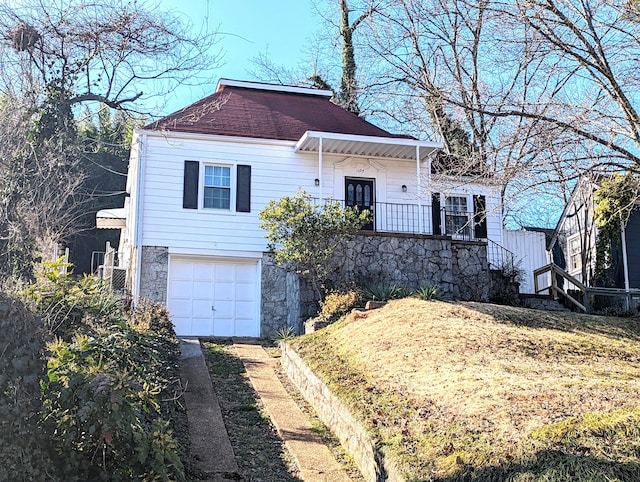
[{"xmin": 167, "ymin": 257, "xmax": 260, "ymax": 337}]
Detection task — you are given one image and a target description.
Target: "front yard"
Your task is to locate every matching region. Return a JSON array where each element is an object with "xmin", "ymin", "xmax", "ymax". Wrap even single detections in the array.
[{"xmin": 289, "ymin": 299, "xmax": 640, "ymax": 481}]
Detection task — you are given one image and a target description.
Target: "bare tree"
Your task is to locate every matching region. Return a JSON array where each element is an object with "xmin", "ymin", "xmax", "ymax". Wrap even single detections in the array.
[
  {"xmin": 355, "ymin": 0, "xmax": 640, "ymax": 226},
  {"xmin": 0, "ymin": 0, "xmax": 222, "ymax": 115},
  {"xmin": 0, "ymin": 97, "xmax": 88, "ymax": 278}
]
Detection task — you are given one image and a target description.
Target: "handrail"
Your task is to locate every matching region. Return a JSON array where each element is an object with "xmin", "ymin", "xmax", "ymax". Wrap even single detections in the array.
[
  {"xmin": 534, "ymin": 263, "xmax": 640, "ymax": 313},
  {"xmin": 534, "ymin": 263, "xmax": 587, "ymax": 312},
  {"xmin": 534, "ymin": 263, "xmax": 586, "ymax": 291},
  {"xmin": 487, "ymin": 239, "xmax": 516, "ymax": 270}
]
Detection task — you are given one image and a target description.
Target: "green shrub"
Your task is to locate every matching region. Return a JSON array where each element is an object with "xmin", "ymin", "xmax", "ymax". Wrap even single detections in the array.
[
  {"xmin": 0, "ymin": 292, "xmax": 55, "ymax": 481},
  {"xmin": 42, "ymin": 321, "xmax": 185, "ymax": 481},
  {"xmin": 12, "ymin": 261, "xmax": 186, "ymax": 481},
  {"xmin": 414, "ymin": 284, "xmax": 440, "ymax": 301},
  {"xmin": 21, "ymin": 258, "xmax": 120, "ymax": 339},
  {"xmin": 362, "ymin": 282, "xmax": 413, "ymax": 301},
  {"xmin": 320, "ymin": 288, "xmax": 363, "ymax": 321}
]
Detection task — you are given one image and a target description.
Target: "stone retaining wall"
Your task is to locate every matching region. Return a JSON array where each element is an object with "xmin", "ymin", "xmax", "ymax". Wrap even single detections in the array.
[
  {"xmin": 138, "ymin": 235, "xmax": 491, "ymax": 337},
  {"xmin": 334, "ymin": 233, "xmax": 489, "ymax": 301},
  {"xmin": 261, "ymin": 233, "xmax": 491, "ymax": 334},
  {"xmin": 281, "ymin": 343, "xmax": 405, "ymax": 482}
]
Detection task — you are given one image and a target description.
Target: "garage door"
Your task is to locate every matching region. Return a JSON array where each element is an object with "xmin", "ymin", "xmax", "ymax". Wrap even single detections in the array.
[{"xmin": 167, "ymin": 257, "xmax": 260, "ymax": 337}]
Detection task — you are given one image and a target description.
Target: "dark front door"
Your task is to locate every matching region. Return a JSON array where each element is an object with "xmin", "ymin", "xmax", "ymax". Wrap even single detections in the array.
[{"xmin": 345, "ymin": 177, "xmax": 374, "ymax": 230}]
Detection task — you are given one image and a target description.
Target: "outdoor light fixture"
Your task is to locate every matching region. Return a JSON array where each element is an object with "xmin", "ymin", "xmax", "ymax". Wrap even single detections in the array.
[
  {"xmin": 315, "ymin": 178, "xmax": 320, "ymax": 186},
  {"xmin": 402, "ymin": 185, "xmax": 407, "ymax": 192}
]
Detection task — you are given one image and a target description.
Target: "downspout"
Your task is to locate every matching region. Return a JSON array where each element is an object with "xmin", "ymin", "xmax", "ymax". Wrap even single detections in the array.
[
  {"xmin": 417, "ymin": 145, "xmax": 422, "ymax": 233},
  {"xmin": 318, "ymin": 136, "xmax": 323, "ymax": 200},
  {"xmin": 134, "ymin": 132, "xmax": 147, "ymax": 305}
]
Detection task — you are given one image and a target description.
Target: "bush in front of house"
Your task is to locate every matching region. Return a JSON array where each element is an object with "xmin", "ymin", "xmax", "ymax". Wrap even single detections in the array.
[
  {"xmin": 319, "ymin": 287, "xmax": 364, "ymax": 321},
  {"xmin": 12, "ymin": 259, "xmax": 186, "ymax": 481},
  {"xmin": 0, "ymin": 292, "xmax": 56, "ymax": 481},
  {"xmin": 21, "ymin": 258, "xmax": 121, "ymax": 340},
  {"xmin": 362, "ymin": 281, "xmax": 414, "ymax": 302},
  {"xmin": 42, "ymin": 321, "xmax": 184, "ymax": 481}
]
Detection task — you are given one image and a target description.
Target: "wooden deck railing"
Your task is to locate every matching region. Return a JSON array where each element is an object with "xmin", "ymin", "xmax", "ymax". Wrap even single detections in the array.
[{"xmin": 533, "ymin": 263, "xmax": 640, "ymax": 313}]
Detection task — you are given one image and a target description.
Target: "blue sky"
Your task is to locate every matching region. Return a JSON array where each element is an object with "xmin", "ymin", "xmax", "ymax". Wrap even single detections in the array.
[{"xmin": 161, "ymin": 0, "xmax": 318, "ymax": 115}]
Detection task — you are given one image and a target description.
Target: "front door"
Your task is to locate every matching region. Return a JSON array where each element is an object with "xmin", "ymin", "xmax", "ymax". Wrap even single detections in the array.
[{"xmin": 345, "ymin": 177, "xmax": 375, "ymax": 230}]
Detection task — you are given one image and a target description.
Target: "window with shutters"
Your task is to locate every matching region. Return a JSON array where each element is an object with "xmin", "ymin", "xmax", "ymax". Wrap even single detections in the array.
[
  {"xmin": 182, "ymin": 161, "xmax": 251, "ymax": 212},
  {"xmin": 204, "ymin": 165, "xmax": 231, "ymax": 209}
]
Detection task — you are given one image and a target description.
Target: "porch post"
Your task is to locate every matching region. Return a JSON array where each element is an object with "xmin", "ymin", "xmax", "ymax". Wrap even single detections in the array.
[
  {"xmin": 318, "ymin": 136, "xmax": 323, "ymax": 201},
  {"xmin": 621, "ymin": 223, "xmax": 630, "ymax": 310},
  {"xmin": 417, "ymin": 145, "xmax": 422, "ymax": 233}
]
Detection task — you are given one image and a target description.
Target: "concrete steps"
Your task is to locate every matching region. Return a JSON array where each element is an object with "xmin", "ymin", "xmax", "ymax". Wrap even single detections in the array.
[{"xmin": 519, "ymin": 293, "xmax": 571, "ymax": 312}]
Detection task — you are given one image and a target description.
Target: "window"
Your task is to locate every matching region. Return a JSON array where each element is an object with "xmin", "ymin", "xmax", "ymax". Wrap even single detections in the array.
[
  {"xmin": 444, "ymin": 196, "xmax": 470, "ymax": 237},
  {"xmin": 183, "ymin": 161, "xmax": 251, "ymax": 212},
  {"xmin": 568, "ymin": 235, "xmax": 582, "ymax": 272},
  {"xmin": 204, "ymin": 165, "xmax": 231, "ymax": 209}
]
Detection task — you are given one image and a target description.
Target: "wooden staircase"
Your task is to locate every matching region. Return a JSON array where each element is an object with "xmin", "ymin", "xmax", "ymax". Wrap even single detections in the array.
[{"xmin": 533, "ymin": 263, "xmax": 640, "ymax": 313}]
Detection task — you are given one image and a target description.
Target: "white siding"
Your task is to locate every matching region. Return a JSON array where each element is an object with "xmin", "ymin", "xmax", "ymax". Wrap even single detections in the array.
[
  {"xmin": 131, "ymin": 131, "xmax": 504, "ymax": 257},
  {"xmin": 140, "ymin": 133, "xmax": 317, "ymax": 253},
  {"xmin": 502, "ymin": 230, "xmax": 548, "ymax": 294}
]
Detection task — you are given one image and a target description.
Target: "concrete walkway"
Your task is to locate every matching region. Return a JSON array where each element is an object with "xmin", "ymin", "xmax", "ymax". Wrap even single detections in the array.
[
  {"xmin": 234, "ymin": 341, "xmax": 352, "ymax": 482},
  {"xmin": 179, "ymin": 338, "xmax": 352, "ymax": 482},
  {"xmin": 179, "ymin": 338, "xmax": 239, "ymax": 481}
]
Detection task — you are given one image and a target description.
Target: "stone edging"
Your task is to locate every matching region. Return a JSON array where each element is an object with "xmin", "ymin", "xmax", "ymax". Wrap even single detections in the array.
[{"xmin": 280, "ymin": 343, "xmax": 406, "ymax": 482}]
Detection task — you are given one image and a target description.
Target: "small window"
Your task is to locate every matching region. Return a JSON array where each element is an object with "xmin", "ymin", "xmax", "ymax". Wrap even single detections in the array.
[
  {"xmin": 445, "ymin": 196, "xmax": 470, "ymax": 236},
  {"xmin": 204, "ymin": 165, "xmax": 231, "ymax": 209},
  {"xmin": 568, "ymin": 235, "xmax": 582, "ymax": 272}
]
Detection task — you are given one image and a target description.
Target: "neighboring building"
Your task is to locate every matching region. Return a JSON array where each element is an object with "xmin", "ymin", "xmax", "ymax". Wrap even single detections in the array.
[
  {"xmin": 100, "ymin": 79, "xmax": 505, "ymax": 337},
  {"xmin": 549, "ymin": 175, "xmax": 640, "ymax": 290}
]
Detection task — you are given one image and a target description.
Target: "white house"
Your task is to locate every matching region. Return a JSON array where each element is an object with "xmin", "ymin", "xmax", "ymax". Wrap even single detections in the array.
[{"xmin": 102, "ymin": 79, "xmax": 505, "ymax": 337}]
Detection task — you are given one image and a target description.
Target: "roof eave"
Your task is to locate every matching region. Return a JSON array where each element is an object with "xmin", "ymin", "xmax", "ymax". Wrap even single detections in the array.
[{"xmin": 295, "ymin": 131, "xmax": 443, "ymax": 161}]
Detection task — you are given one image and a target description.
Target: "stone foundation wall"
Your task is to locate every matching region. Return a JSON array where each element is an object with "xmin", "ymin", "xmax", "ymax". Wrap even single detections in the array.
[
  {"xmin": 261, "ymin": 256, "xmax": 302, "ymax": 337},
  {"xmin": 334, "ymin": 233, "xmax": 489, "ymax": 301},
  {"xmin": 139, "ymin": 246, "xmax": 169, "ymax": 302},
  {"xmin": 261, "ymin": 233, "xmax": 491, "ymax": 336},
  {"xmin": 135, "ymin": 238, "xmax": 490, "ymax": 337},
  {"xmin": 451, "ymin": 241, "xmax": 491, "ymax": 300}
]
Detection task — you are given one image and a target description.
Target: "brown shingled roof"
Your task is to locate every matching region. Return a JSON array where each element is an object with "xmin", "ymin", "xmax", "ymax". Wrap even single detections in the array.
[{"xmin": 147, "ymin": 80, "xmax": 404, "ymax": 141}]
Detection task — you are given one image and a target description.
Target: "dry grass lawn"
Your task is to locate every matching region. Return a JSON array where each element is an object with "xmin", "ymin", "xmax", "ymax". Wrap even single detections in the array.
[{"xmin": 290, "ymin": 299, "xmax": 640, "ymax": 481}]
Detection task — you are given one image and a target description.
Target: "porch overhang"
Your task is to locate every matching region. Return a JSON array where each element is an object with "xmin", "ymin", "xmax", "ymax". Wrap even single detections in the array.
[
  {"xmin": 96, "ymin": 208, "xmax": 127, "ymax": 229},
  {"xmin": 295, "ymin": 131, "xmax": 443, "ymax": 161}
]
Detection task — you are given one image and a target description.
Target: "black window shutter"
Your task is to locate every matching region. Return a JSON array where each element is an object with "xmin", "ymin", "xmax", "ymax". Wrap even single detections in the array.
[
  {"xmin": 236, "ymin": 165, "xmax": 251, "ymax": 213},
  {"xmin": 183, "ymin": 161, "xmax": 199, "ymax": 209},
  {"xmin": 432, "ymin": 193, "xmax": 441, "ymax": 235},
  {"xmin": 474, "ymin": 195, "xmax": 488, "ymax": 239}
]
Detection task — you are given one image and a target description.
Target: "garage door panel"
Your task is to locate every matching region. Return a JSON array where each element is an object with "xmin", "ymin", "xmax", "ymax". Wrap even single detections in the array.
[
  {"xmin": 215, "ymin": 265, "xmax": 235, "ymax": 282},
  {"xmin": 236, "ymin": 264, "xmax": 257, "ymax": 282},
  {"xmin": 172, "ymin": 317, "xmax": 192, "ymax": 336},
  {"xmin": 169, "ymin": 299, "xmax": 192, "ymax": 316},
  {"xmin": 171, "ymin": 262, "xmax": 193, "ymax": 279},
  {"xmin": 170, "ymin": 280, "xmax": 192, "ymax": 296},
  {"xmin": 168, "ymin": 257, "xmax": 259, "ymax": 337},
  {"xmin": 193, "ymin": 263, "xmax": 214, "ymax": 281},
  {"xmin": 214, "ymin": 299, "xmax": 234, "ymax": 317},
  {"xmin": 192, "ymin": 281, "xmax": 212, "ymax": 298},
  {"xmin": 235, "ymin": 301, "xmax": 254, "ymax": 318},
  {"xmin": 235, "ymin": 319, "xmax": 259, "ymax": 337},
  {"xmin": 192, "ymin": 300, "xmax": 212, "ymax": 318},
  {"xmin": 235, "ymin": 285, "xmax": 255, "ymax": 301},
  {"xmin": 215, "ymin": 282, "xmax": 234, "ymax": 300},
  {"xmin": 214, "ymin": 319, "xmax": 235, "ymax": 337}
]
